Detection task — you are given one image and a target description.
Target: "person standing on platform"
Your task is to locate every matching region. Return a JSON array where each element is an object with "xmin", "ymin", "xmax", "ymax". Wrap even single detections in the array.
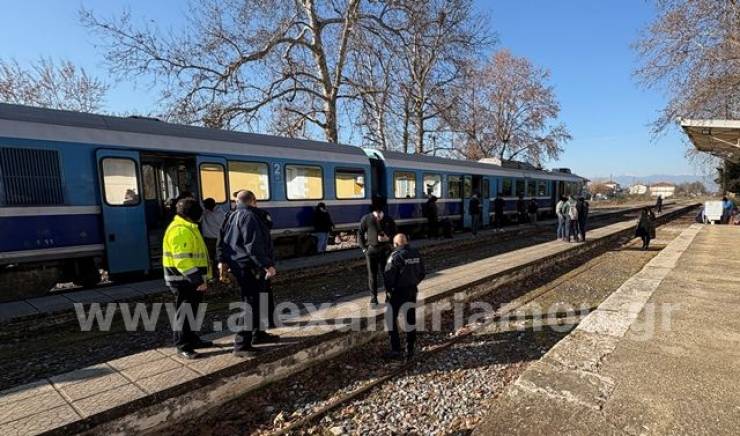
[
  {"xmin": 493, "ymin": 193, "xmax": 505, "ymax": 232},
  {"xmin": 217, "ymin": 190, "xmax": 279, "ymax": 357},
  {"xmin": 565, "ymin": 195, "xmax": 579, "ymax": 242},
  {"xmin": 528, "ymin": 199, "xmax": 539, "ymax": 226},
  {"xmin": 516, "ymin": 194, "xmax": 527, "ymax": 225},
  {"xmin": 358, "ymin": 198, "xmax": 395, "ymax": 305},
  {"xmin": 162, "ymin": 198, "xmax": 212, "ymax": 360},
  {"xmin": 383, "ymin": 233, "xmax": 425, "ymax": 361},
  {"xmin": 556, "ymin": 196, "xmax": 566, "ymax": 240},
  {"xmin": 469, "ymin": 193, "xmax": 481, "ymax": 236},
  {"xmin": 312, "ymin": 202, "xmax": 334, "ymax": 253},
  {"xmin": 656, "ymin": 195, "xmax": 663, "ymax": 214},
  {"xmin": 201, "ymin": 198, "xmax": 226, "ymax": 278},
  {"xmin": 424, "ymin": 195, "xmax": 439, "ymax": 238},
  {"xmin": 635, "ymin": 207, "xmax": 656, "ymax": 250},
  {"xmin": 576, "ymin": 197, "xmax": 589, "ymax": 242}
]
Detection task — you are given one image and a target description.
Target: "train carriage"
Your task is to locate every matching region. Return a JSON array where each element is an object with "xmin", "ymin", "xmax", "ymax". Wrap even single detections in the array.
[{"xmin": 0, "ymin": 103, "xmax": 585, "ymax": 301}]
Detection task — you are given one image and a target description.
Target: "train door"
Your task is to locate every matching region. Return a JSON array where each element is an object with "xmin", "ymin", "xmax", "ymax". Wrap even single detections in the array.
[
  {"xmin": 480, "ymin": 176, "xmax": 490, "ymax": 226},
  {"xmin": 462, "ymin": 175, "xmax": 473, "ymax": 228},
  {"xmin": 140, "ymin": 153, "xmax": 197, "ymax": 269},
  {"xmin": 96, "ymin": 149, "xmax": 150, "ymax": 274},
  {"xmin": 369, "ymin": 155, "xmax": 385, "ymax": 199}
]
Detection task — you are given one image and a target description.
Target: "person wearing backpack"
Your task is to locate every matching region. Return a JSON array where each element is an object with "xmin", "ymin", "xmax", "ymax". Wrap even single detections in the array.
[
  {"xmin": 556, "ymin": 196, "xmax": 566, "ymax": 240},
  {"xmin": 566, "ymin": 196, "xmax": 579, "ymax": 242}
]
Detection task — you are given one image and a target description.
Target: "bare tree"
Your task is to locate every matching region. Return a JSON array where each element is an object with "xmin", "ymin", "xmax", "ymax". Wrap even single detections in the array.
[
  {"xmin": 448, "ymin": 50, "xmax": 571, "ymax": 165},
  {"xmin": 348, "ymin": 0, "xmax": 489, "ymax": 154},
  {"xmin": 81, "ymin": 0, "xmax": 364, "ymax": 142},
  {"xmin": 0, "ymin": 57, "xmax": 108, "ymax": 112},
  {"xmin": 635, "ymin": 0, "xmax": 740, "ymax": 132}
]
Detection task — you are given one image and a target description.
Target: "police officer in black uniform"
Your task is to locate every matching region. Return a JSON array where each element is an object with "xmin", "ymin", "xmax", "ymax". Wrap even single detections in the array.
[{"xmin": 383, "ymin": 233, "xmax": 425, "ymax": 361}]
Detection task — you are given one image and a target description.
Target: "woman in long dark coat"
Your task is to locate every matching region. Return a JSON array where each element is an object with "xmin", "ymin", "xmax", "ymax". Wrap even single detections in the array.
[{"xmin": 635, "ymin": 207, "xmax": 656, "ymax": 250}]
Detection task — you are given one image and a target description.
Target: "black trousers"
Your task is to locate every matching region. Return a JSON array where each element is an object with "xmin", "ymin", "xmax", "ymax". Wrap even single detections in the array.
[
  {"xmin": 365, "ymin": 246, "xmax": 390, "ymax": 297},
  {"xmin": 494, "ymin": 212, "xmax": 504, "ymax": 229},
  {"xmin": 578, "ymin": 218, "xmax": 587, "ymax": 241},
  {"xmin": 471, "ymin": 214, "xmax": 481, "ymax": 235},
  {"xmin": 386, "ymin": 287, "xmax": 417, "ymax": 353},
  {"xmin": 427, "ymin": 219, "xmax": 438, "ymax": 238},
  {"xmin": 230, "ymin": 264, "xmax": 268, "ymax": 350},
  {"xmin": 170, "ymin": 284, "xmax": 204, "ymax": 352},
  {"xmin": 641, "ymin": 234, "xmax": 651, "ymax": 248}
]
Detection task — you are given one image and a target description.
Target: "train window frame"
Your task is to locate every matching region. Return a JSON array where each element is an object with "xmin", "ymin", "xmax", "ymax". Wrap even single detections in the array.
[
  {"xmin": 393, "ymin": 171, "xmax": 417, "ymax": 199},
  {"xmin": 501, "ymin": 178, "xmax": 513, "ymax": 197},
  {"xmin": 285, "ymin": 163, "xmax": 324, "ymax": 201},
  {"xmin": 538, "ymin": 180, "xmax": 548, "ymax": 197},
  {"xmin": 228, "ymin": 160, "xmax": 271, "ymax": 201},
  {"xmin": 334, "ymin": 167, "xmax": 366, "ymax": 200},
  {"xmin": 100, "ymin": 157, "xmax": 142, "ymax": 207},
  {"xmin": 482, "ymin": 178, "xmax": 490, "ymax": 199},
  {"xmin": 199, "ymin": 162, "xmax": 228, "ymax": 204},
  {"xmin": 423, "ymin": 173, "xmax": 442, "ymax": 198},
  {"xmin": 526, "ymin": 180, "xmax": 537, "ymax": 197},
  {"xmin": 463, "ymin": 175, "xmax": 473, "ymax": 198},
  {"xmin": 448, "ymin": 175, "xmax": 462, "ymax": 199},
  {"xmin": 515, "ymin": 179, "xmax": 526, "ymax": 197}
]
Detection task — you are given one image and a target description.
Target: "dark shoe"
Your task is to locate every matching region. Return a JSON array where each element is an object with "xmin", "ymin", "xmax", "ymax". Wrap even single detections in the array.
[
  {"xmin": 252, "ymin": 331, "xmax": 280, "ymax": 345},
  {"xmin": 233, "ymin": 347, "xmax": 259, "ymax": 358},
  {"xmin": 177, "ymin": 349, "xmax": 200, "ymax": 360},
  {"xmin": 370, "ymin": 296, "xmax": 379, "ymax": 306},
  {"xmin": 383, "ymin": 350, "xmax": 403, "ymax": 361},
  {"xmin": 192, "ymin": 339, "xmax": 214, "ymax": 349}
]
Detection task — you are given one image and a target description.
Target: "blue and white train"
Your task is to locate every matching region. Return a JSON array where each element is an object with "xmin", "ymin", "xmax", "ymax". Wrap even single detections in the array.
[{"xmin": 0, "ymin": 103, "xmax": 585, "ymax": 300}]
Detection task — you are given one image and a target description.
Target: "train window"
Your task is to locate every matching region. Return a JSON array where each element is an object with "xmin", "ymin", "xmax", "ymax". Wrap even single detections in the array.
[
  {"xmin": 527, "ymin": 180, "xmax": 537, "ymax": 197},
  {"xmin": 199, "ymin": 163, "xmax": 227, "ymax": 203},
  {"xmin": 101, "ymin": 157, "xmax": 140, "ymax": 206},
  {"xmin": 394, "ymin": 171, "xmax": 417, "ymax": 198},
  {"xmin": 335, "ymin": 169, "xmax": 365, "ymax": 199},
  {"xmin": 448, "ymin": 175, "xmax": 462, "ymax": 199},
  {"xmin": 286, "ymin": 164, "xmax": 323, "ymax": 200},
  {"xmin": 463, "ymin": 176, "xmax": 472, "ymax": 198},
  {"xmin": 229, "ymin": 161, "xmax": 270, "ymax": 200},
  {"xmin": 482, "ymin": 179, "xmax": 490, "ymax": 199},
  {"xmin": 0, "ymin": 147, "xmax": 64, "ymax": 206},
  {"xmin": 515, "ymin": 179, "xmax": 526, "ymax": 197},
  {"xmin": 501, "ymin": 178, "xmax": 513, "ymax": 196},
  {"xmin": 538, "ymin": 181, "xmax": 548, "ymax": 197},
  {"xmin": 423, "ymin": 174, "xmax": 442, "ymax": 198}
]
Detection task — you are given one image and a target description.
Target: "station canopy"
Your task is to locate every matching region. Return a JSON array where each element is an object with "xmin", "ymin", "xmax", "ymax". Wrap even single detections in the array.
[{"xmin": 680, "ymin": 119, "xmax": 740, "ymax": 163}]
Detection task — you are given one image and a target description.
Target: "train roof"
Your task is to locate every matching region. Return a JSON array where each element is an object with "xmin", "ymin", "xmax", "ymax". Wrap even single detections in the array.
[
  {"xmin": 0, "ymin": 103, "xmax": 369, "ymax": 164},
  {"xmin": 365, "ymin": 149, "xmax": 586, "ymax": 182}
]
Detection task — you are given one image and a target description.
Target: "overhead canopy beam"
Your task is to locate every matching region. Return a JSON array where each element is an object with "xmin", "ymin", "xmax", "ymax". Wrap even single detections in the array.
[{"xmin": 680, "ymin": 118, "xmax": 740, "ymax": 163}]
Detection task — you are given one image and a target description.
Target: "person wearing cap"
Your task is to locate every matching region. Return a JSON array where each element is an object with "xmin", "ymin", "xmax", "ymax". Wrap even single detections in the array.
[
  {"xmin": 383, "ymin": 233, "xmax": 425, "ymax": 361},
  {"xmin": 162, "ymin": 197, "xmax": 213, "ymax": 360}
]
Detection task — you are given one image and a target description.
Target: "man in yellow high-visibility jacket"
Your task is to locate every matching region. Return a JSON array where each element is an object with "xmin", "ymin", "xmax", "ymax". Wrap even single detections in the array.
[{"xmin": 163, "ymin": 197, "xmax": 213, "ymax": 359}]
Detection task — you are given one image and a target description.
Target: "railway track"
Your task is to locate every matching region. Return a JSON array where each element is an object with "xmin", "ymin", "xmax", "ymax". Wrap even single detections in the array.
[
  {"xmin": 0, "ymin": 205, "xmax": 687, "ymax": 393},
  {"xmin": 168, "ymin": 208, "xmax": 696, "ymax": 436}
]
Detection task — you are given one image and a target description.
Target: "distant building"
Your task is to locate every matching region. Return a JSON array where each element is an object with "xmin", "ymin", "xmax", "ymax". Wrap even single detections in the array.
[
  {"xmin": 650, "ymin": 182, "xmax": 676, "ymax": 198},
  {"xmin": 629, "ymin": 184, "xmax": 649, "ymax": 195},
  {"xmin": 604, "ymin": 181, "xmax": 621, "ymax": 193}
]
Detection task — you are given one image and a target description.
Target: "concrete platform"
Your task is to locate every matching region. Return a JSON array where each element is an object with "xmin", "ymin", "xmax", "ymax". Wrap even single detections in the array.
[
  {"xmin": 0, "ymin": 202, "xmax": 664, "ymax": 324},
  {"xmin": 0, "ymin": 204, "xmax": 691, "ymax": 435},
  {"xmin": 474, "ymin": 224, "xmax": 740, "ymax": 436}
]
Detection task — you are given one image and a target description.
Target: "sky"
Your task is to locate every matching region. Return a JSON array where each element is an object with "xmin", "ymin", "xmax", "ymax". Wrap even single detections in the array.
[{"xmin": 0, "ymin": 0, "xmax": 705, "ymax": 180}]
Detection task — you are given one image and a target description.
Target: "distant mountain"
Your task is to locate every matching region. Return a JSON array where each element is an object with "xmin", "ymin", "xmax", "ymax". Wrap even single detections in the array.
[{"xmin": 588, "ymin": 174, "xmax": 719, "ymax": 192}]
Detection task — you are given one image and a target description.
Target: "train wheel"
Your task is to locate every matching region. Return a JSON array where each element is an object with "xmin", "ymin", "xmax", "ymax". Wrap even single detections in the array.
[{"xmin": 0, "ymin": 265, "xmax": 61, "ymax": 302}]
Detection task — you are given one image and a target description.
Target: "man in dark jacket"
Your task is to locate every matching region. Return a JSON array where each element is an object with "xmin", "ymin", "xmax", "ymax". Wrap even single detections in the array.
[
  {"xmin": 493, "ymin": 193, "xmax": 505, "ymax": 232},
  {"xmin": 217, "ymin": 190, "xmax": 279, "ymax": 357},
  {"xmin": 576, "ymin": 197, "xmax": 589, "ymax": 242},
  {"xmin": 516, "ymin": 194, "xmax": 527, "ymax": 224},
  {"xmin": 312, "ymin": 202, "xmax": 334, "ymax": 253},
  {"xmin": 383, "ymin": 233, "xmax": 425, "ymax": 361},
  {"xmin": 358, "ymin": 199, "xmax": 396, "ymax": 305},
  {"xmin": 469, "ymin": 193, "xmax": 481, "ymax": 235}
]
